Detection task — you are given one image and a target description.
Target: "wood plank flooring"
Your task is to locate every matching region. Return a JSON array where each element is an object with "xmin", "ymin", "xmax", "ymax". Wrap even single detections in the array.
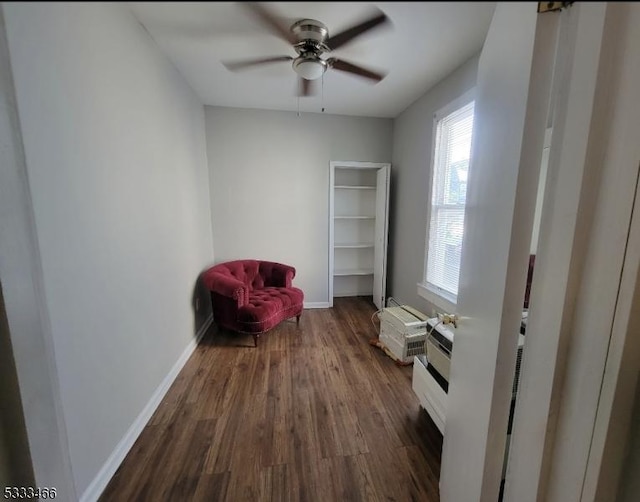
[{"xmin": 99, "ymin": 297, "xmax": 443, "ymax": 501}]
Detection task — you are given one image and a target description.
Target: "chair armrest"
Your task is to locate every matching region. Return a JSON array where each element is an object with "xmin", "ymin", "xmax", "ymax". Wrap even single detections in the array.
[
  {"xmin": 203, "ymin": 272, "xmax": 248, "ymax": 305},
  {"xmin": 260, "ymin": 261, "xmax": 296, "ymax": 288}
]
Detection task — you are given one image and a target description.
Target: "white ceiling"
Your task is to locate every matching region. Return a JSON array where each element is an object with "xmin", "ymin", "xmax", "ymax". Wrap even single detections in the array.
[{"xmin": 128, "ymin": 2, "xmax": 495, "ymax": 118}]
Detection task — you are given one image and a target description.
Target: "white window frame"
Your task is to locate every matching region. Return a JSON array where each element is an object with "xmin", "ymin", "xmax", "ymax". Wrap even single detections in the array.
[{"xmin": 418, "ymin": 89, "xmax": 475, "ymax": 313}]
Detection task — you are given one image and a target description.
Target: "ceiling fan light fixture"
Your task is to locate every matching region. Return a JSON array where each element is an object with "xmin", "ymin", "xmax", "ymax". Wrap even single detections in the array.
[
  {"xmin": 225, "ymin": 4, "xmax": 390, "ymax": 91},
  {"xmin": 293, "ymin": 56, "xmax": 327, "ymax": 80}
]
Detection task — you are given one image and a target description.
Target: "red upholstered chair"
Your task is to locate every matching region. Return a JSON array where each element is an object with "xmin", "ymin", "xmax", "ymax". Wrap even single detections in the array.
[{"xmin": 202, "ymin": 260, "xmax": 304, "ymax": 346}]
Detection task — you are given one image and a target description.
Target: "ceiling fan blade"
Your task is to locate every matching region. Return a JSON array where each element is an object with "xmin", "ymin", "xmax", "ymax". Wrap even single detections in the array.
[
  {"xmin": 328, "ymin": 58, "xmax": 386, "ymax": 82},
  {"xmin": 240, "ymin": 3, "xmax": 298, "ymax": 45},
  {"xmin": 223, "ymin": 55, "xmax": 293, "ymax": 72},
  {"xmin": 297, "ymin": 78, "xmax": 317, "ymax": 97},
  {"xmin": 325, "ymin": 8, "xmax": 390, "ymax": 51}
]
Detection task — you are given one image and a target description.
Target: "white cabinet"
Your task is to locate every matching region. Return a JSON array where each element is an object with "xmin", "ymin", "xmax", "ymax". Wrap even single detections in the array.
[{"xmin": 329, "ymin": 162, "xmax": 390, "ymax": 309}]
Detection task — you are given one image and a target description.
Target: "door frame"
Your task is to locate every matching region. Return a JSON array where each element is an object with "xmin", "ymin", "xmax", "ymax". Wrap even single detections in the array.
[
  {"xmin": 506, "ymin": 2, "xmax": 640, "ymax": 500},
  {"xmin": 0, "ymin": 6, "xmax": 76, "ymax": 498}
]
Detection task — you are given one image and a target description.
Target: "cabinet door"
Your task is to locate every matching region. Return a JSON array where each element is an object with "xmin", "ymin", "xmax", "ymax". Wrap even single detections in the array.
[{"xmin": 373, "ymin": 166, "xmax": 390, "ymax": 309}]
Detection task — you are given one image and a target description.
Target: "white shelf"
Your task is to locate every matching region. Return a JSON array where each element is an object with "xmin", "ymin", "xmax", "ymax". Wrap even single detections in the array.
[
  {"xmin": 334, "ymin": 268, "xmax": 374, "ymax": 276},
  {"xmin": 334, "ymin": 242, "xmax": 374, "ymax": 249},
  {"xmin": 329, "ymin": 162, "xmax": 390, "ymax": 306},
  {"xmin": 335, "ymin": 185, "xmax": 376, "ymax": 190}
]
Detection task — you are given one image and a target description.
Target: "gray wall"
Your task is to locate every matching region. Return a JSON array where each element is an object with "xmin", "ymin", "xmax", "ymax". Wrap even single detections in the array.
[
  {"xmin": 3, "ymin": 2, "xmax": 213, "ymax": 497},
  {"xmin": 205, "ymin": 106, "xmax": 393, "ymax": 304},
  {"xmin": 389, "ymin": 55, "xmax": 479, "ymax": 315}
]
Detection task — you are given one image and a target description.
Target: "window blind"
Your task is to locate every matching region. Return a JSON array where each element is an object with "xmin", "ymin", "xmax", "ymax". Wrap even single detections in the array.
[{"xmin": 426, "ymin": 101, "xmax": 475, "ymax": 299}]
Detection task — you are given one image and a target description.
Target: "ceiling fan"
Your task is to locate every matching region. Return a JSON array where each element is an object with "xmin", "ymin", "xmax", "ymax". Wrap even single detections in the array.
[{"xmin": 222, "ymin": 3, "xmax": 390, "ymax": 96}]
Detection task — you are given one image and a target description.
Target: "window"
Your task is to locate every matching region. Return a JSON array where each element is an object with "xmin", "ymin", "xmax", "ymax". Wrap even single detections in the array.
[{"xmin": 419, "ymin": 97, "xmax": 475, "ymax": 309}]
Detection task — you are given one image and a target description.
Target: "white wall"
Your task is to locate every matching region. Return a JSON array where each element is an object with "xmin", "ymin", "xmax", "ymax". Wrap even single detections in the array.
[
  {"xmin": 389, "ymin": 55, "xmax": 479, "ymax": 314},
  {"xmin": 205, "ymin": 106, "xmax": 393, "ymax": 304},
  {"xmin": 3, "ymin": 2, "xmax": 213, "ymax": 498}
]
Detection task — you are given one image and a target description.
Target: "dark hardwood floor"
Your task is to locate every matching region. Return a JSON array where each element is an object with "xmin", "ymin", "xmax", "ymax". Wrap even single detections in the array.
[{"xmin": 99, "ymin": 297, "xmax": 443, "ymax": 501}]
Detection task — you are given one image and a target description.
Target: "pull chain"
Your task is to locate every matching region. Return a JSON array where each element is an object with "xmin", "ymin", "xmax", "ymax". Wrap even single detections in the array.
[
  {"xmin": 297, "ymin": 92, "xmax": 300, "ymax": 117},
  {"xmin": 321, "ymin": 73, "xmax": 325, "ymax": 113}
]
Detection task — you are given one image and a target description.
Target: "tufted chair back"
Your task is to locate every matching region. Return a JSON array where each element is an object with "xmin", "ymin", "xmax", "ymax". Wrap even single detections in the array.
[
  {"xmin": 206, "ymin": 260, "xmax": 291, "ymax": 291},
  {"xmin": 211, "ymin": 260, "xmax": 260, "ymax": 290}
]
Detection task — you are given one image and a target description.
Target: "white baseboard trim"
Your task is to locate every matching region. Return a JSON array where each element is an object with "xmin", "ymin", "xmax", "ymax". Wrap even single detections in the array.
[
  {"xmin": 304, "ymin": 302, "xmax": 331, "ymax": 309},
  {"xmin": 80, "ymin": 314, "xmax": 213, "ymax": 502}
]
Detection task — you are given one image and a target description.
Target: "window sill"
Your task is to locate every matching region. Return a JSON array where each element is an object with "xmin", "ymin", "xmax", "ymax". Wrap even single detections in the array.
[{"xmin": 417, "ymin": 282, "xmax": 457, "ymax": 314}]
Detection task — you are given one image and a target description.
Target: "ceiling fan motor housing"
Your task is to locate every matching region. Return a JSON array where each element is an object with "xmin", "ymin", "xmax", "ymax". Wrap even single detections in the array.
[{"xmin": 291, "ymin": 19, "xmax": 329, "ymax": 44}]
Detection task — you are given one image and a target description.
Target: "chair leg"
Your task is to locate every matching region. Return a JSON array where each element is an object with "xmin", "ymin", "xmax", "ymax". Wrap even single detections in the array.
[
  {"xmin": 296, "ymin": 314, "xmax": 301, "ymax": 325},
  {"xmin": 253, "ymin": 334, "xmax": 259, "ymax": 347}
]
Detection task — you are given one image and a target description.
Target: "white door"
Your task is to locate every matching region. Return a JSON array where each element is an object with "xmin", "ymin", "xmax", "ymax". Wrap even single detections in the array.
[
  {"xmin": 439, "ymin": 3, "xmax": 555, "ymax": 501},
  {"xmin": 372, "ymin": 166, "xmax": 390, "ymax": 310}
]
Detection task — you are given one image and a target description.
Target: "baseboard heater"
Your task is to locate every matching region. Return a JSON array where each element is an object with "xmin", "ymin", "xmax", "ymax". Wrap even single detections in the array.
[{"xmin": 412, "ymin": 319, "xmax": 525, "ymax": 435}]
